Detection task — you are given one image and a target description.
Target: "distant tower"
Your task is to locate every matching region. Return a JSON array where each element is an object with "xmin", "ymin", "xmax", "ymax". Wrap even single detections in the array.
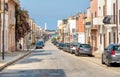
[{"xmin": 45, "ymin": 23, "xmax": 47, "ymax": 30}]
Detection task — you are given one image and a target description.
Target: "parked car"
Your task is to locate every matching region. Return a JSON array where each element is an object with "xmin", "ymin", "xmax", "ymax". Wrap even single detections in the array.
[
  {"xmin": 53, "ymin": 41, "xmax": 58, "ymax": 45},
  {"xmin": 75, "ymin": 44, "xmax": 92, "ymax": 56},
  {"xmin": 63, "ymin": 43, "xmax": 70, "ymax": 52},
  {"xmin": 35, "ymin": 41, "xmax": 44, "ymax": 49},
  {"xmin": 70, "ymin": 42, "xmax": 79, "ymax": 54},
  {"xmin": 102, "ymin": 44, "xmax": 120, "ymax": 67},
  {"xmin": 56, "ymin": 42, "xmax": 60, "ymax": 47},
  {"xmin": 58, "ymin": 43, "xmax": 66, "ymax": 49}
]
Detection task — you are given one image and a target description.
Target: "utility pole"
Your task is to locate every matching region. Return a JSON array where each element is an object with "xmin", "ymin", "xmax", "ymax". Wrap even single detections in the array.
[{"xmin": 2, "ymin": 0, "xmax": 6, "ymax": 60}]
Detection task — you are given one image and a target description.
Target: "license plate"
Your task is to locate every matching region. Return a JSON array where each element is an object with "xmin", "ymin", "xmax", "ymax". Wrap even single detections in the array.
[{"xmin": 84, "ymin": 49, "xmax": 89, "ymax": 51}]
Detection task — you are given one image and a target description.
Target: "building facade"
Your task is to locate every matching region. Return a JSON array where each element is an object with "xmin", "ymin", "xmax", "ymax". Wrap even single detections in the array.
[
  {"xmin": 76, "ymin": 13, "xmax": 85, "ymax": 43},
  {"xmin": 8, "ymin": 0, "xmax": 20, "ymax": 52},
  {"xmin": 85, "ymin": 7, "xmax": 91, "ymax": 44}
]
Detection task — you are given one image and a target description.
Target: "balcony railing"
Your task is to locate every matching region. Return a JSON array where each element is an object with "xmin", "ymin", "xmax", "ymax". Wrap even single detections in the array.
[
  {"xmin": 103, "ymin": 15, "xmax": 116, "ymax": 24},
  {"xmin": 93, "ymin": 16, "xmax": 104, "ymax": 25},
  {"xmin": 85, "ymin": 22, "xmax": 91, "ymax": 25}
]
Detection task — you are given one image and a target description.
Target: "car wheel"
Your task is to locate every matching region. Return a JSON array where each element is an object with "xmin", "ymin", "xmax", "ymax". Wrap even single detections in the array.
[
  {"xmin": 88, "ymin": 54, "xmax": 93, "ymax": 57},
  {"xmin": 106, "ymin": 60, "xmax": 111, "ymax": 67},
  {"xmin": 75, "ymin": 51, "xmax": 79, "ymax": 56},
  {"xmin": 102, "ymin": 55, "xmax": 105, "ymax": 64},
  {"xmin": 70, "ymin": 51, "xmax": 73, "ymax": 54}
]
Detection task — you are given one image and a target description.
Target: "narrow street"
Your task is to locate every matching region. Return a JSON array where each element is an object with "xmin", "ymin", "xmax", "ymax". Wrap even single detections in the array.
[{"xmin": 0, "ymin": 40, "xmax": 120, "ymax": 77}]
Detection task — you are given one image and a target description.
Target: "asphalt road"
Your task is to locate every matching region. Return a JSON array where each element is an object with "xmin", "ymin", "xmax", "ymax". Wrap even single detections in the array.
[{"xmin": 0, "ymin": 40, "xmax": 120, "ymax": 77}]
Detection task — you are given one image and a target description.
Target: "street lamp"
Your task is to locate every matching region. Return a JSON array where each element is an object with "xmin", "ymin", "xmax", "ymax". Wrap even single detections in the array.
[
  {"xmin": 1, "ymin": 0, "xmax": 8, "ymax": 60},
  {"xmin": 2, "ymin": 0, "xmax": 6, "ymax": 60}
]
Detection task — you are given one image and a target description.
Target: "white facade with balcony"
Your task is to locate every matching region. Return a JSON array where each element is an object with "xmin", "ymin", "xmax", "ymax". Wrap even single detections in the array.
[
  {"xmin": 104, "ymin": 0, "xmax": 120, "ymax": 45},
  {"xmin": 68, "ymin": 18, "xmax": 77, "ymax": 42},
  {"xmin": 92, "ymin": 0, "xmax": 105, "ymax": 52}
]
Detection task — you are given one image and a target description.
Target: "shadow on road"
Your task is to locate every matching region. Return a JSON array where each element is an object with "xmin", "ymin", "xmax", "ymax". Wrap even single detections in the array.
[
  {"xmin": 110, "ymin": 64, "xmax": 120, "ymax": 67},
  {"xmin": 17, "ymin": 58, "xmax": 43, "ymax": 64},
  {"xmin": 0, "ymin": 69, "xmax": 66, "ymax": 77}
]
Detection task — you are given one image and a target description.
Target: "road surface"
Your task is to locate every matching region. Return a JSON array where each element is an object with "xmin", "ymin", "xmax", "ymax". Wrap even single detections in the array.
[{"xmin": 0, "ymin": 40, "xmax": 120, "ymax": 77}]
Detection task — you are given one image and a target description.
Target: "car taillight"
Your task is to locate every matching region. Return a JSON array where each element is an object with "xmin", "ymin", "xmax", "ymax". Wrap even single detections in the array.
[
  {"xmin": 110, "ymin": 50, "xmax": 115, "ymax": 55},
  {"xmin": 78, "ymin": 48, "xmax": 80, "ymax": 51}
]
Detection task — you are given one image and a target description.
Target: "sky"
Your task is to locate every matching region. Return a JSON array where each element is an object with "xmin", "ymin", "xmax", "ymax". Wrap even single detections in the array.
[{"xmin": 20, "ymin": 0, "xmax": 90, "ymax": 30}]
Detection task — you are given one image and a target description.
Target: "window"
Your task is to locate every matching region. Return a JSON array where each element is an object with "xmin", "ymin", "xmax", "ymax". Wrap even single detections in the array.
[
  {"xmin": 99, "ymin": 7, "xmax": 101, "ymax": 10},
  {"xmin": 103, "ymin": 5, "xmax": 106, "ymax": 16},
  {"xmin": 113, "ymin": 32, "xmax": 115, "ymax": 43},
  {"xmin": 72, "ymin": 29, "xmax": 75, "ymax": 33},
  {"xmin": 119, "ymin": 10, "xmax": 120, "ymax": 24},
  {"xmin": 80, "ymin": 44, "xmax": 91, "ymax": 48},
  {"xmin": 109, "ymin": 32, "xmax": 111, "ymax": 44},
  {"xmin": 113, "ymin": 3, "xmax": 116, "ymax": 24},
  {"xmin": 91, "ymin": 13, "xmax": 93, "ymax": 26},
  {"xmin": 100, "ymin": 34, "xmax": 102, "ymax": 44},
  {"xmin": 107, "ymin": 45, "xmax": 113, "ymax": 50},
  {"xmin": 95, "ymin": 11, "xmax": 97, "ymax": 17},
  {"xmin": 113, "ymin": 45, "xmax": 120, "ymax": 51}
]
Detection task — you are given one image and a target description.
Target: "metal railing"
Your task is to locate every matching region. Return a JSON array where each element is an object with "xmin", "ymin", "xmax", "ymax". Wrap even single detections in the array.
[
  {"xmin": 103, "ymin": 15, "xmax": 116, "ymax": 24},
  {"xmin": 85, "ymin": 22, "xmax": 91, "ymax": 25}
]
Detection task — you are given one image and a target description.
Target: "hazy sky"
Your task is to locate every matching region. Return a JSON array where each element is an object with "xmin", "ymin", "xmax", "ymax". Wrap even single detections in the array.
[{"xmin": 20, "ymin": 0, "xmax": 90, "ymax": 30}]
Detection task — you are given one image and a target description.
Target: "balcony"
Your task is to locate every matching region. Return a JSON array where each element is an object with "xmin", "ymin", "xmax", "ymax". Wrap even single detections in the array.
[
  {"xmin": 103, "ymin": 15, "xmax": 116, "ymax": 24},
  {"xmin": 84, "ymin": 17, "xmax": 91, "ymax": 28},
  {"xmin": 103, "ymin": 15, "xmax": 117, "ymax": 27},
  {"xmin": 93, "ymin": 16, "xmax": 104, "ymax": 25},
  {"xmin": 85, "ymin": 22, "xmax": 91, "ymax": 28}
]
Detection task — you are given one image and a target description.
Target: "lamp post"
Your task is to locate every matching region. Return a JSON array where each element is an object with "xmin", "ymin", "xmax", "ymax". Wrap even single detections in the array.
[{"xmin": 2, "ymin": 0, "xmax": 6, "ymax": 60}]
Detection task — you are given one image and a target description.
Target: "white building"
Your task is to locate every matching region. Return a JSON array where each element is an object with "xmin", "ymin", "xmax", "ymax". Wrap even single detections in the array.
[
  {"xmin": 104, "ymin": 0, "xmax": 120, "ymax": 46},
  {"xmin": 68, "ymin": 16, "xmax": 77, "ymax": 42}
]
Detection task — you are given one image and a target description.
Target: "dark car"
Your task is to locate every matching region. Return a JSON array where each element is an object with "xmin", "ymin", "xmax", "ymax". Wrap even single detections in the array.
[
  {"xmin": 75, "ymin": 44, "xmax": 92, "ymax": 56},
  {"xmin": 35, "ymin": 41, "xmax": 44, "ymax": 49},
  {"xmin": 53, "ymin": 41, "xmax": 59, "ymax": 45},
  {"xmin": 63, "ymin": 43, "xmax": 70, "ymax": 52},
  {"xmin": 58, "ymin": 43, "xmax": 66, "ymax": 49},
  {"xmin": 102, "ymin": 44, "xmax": 120, "ymax": 67}
]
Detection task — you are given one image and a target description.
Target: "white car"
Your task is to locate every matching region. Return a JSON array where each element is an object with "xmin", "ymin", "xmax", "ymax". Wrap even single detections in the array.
[{"xmin": 70, "ymin": 42, "xmax": 79, "ymax": 54}]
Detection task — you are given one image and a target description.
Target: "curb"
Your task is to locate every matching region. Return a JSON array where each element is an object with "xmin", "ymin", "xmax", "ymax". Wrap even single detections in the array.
[{"xmin": 0, "ymin": 50, "xmax": 33, "ymax": 72}]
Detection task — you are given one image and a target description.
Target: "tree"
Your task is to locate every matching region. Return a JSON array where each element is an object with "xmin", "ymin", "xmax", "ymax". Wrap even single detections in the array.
[{"xmin": 15, "ymin": 8, "xmax": 31, "ymax": 42}]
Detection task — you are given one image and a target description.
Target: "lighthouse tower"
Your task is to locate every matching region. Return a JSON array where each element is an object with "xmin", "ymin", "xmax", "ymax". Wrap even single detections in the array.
[{"xmin": 45, "ymin": 23, "xmax": 47, "ymax": 30}]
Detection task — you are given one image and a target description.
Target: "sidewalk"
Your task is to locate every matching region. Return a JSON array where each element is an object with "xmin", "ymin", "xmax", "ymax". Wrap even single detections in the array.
[
  {"xmin": 0, "ymin": 47, "xmax": 35, "ymax": 71},
  {"xmin": 92, "ymin": 50, "xmax": 102, "ymax": 58},
  {"xmin": 81, "ymin": 50, "xmax": 102, "ymax": 66}
]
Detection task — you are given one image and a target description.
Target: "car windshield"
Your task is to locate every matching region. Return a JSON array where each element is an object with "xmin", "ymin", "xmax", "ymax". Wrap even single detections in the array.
[
  {"xmin": 80, "ymin": 44, "xmax": 91, "ymax": 48},
  {"xmin": 73, "ymin": 44, "xmax": 78, "ymax": 47},
  {"xmin": 36, "ymin": 41, "xmax": 43, "ymax": 45},
  {"xmin": 113, "ymin": 45, "xmax": 120, "ymax": 51}
]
